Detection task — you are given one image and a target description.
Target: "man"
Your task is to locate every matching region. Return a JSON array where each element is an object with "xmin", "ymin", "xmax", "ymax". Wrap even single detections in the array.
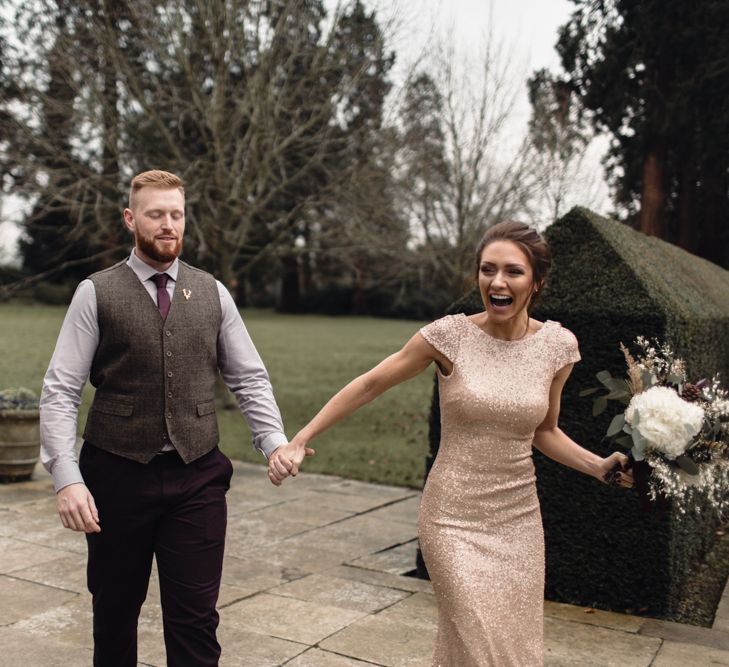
[{"xmin": 40, "ymin": 170, "xmax": 291, "ymax": 666}]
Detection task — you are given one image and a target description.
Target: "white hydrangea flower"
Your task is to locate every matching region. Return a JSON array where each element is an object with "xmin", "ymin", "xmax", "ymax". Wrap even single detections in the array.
[{"xmin": 625, "ymin": 386, "xmax": 705, "ymax": 459}]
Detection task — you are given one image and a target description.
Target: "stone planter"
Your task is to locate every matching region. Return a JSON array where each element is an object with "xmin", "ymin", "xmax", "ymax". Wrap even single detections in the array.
[{"xmin": 0, "ymin": 409, "xmax": 41, "ymax": 483}]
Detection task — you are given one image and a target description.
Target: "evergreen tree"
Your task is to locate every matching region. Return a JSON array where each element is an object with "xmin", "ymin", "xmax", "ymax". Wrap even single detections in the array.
[{"xmin": 556, "ymin": 0, "xmax": 729, "ymax": 267}]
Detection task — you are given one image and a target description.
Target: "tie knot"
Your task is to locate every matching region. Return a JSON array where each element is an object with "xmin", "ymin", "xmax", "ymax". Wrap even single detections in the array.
[{"xmin": 153, "ymin": 273, "xmax": 169, "ymax": 288}]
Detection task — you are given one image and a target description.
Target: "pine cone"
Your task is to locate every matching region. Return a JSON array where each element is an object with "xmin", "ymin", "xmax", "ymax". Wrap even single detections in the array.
[{"xmin": 681, "ymin": 383, "xmax": 702, "ymax": 402}]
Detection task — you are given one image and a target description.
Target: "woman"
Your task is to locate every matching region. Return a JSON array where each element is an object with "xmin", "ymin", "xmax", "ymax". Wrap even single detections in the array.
[{"xmin": 268, "ymin": 221, "xmax": 633, "ymax": 666}]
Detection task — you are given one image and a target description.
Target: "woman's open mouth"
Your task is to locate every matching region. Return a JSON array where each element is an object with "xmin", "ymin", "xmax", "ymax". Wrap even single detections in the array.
[{"xmin": 489, "ymin": 294, "xmax": 513, "ymax": 308}]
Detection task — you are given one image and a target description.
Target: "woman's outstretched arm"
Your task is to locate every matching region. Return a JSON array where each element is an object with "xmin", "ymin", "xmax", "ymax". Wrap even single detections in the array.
[{"xmin": 267, "ymin": 331, "xmax": 450, "ymax": 485}]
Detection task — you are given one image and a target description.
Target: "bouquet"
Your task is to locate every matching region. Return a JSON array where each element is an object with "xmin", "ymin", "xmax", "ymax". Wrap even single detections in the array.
[{"xmin": 583, "ymin": 337, "xmax": 729, "ymax": 515}]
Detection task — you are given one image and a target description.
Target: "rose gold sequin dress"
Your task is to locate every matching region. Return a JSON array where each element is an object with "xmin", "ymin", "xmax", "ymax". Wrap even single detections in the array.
[{"xmin": 418, "ymin": 313, "xmax": 580, "ymax": 667}]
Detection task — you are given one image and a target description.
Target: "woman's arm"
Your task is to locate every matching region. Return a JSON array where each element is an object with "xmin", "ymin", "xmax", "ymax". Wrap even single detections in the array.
[
  {"xmin": 533, "ymin": 364, "xmax": 633, "ymax": 486},
  {"xmin": 268, "ymin": 331, "xmax": 451, "ymax": 485}
]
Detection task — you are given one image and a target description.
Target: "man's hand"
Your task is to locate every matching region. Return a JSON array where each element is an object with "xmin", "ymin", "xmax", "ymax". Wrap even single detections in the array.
[
  {"xmin": 57, "ymin": 483, "xmax": 101, "ymax": 533},
  {"xmin": 268, "ymin": 441, "xmax": 315, "ymax": 486}
]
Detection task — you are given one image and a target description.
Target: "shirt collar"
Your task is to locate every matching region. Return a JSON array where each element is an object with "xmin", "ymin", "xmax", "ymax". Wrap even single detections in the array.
[{"xmin": 127, "ymin": 248, "xmax": 179, "ymax": 283}]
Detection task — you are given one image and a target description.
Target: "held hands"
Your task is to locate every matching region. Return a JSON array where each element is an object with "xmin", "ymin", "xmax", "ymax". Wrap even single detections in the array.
[
  {"xmin": 598, "ymin": 452, "xmax": 634, "ymax": 488},
  {"xmin": 57, "ymin": 482, "xmax": 101, "ymax": 533},
  {"xmin": 268, "ymin": 440, "xmax": 315, "ymax": 486}
]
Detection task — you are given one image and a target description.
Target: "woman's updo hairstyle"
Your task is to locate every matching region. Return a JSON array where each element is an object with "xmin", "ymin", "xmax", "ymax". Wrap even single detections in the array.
[{"xmin": 474, "ymin": 220, "xmax": 552, "ymax": 293}]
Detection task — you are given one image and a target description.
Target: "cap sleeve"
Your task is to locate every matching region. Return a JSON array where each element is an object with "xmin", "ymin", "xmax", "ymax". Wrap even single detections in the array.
[
  {"xmin": 419, "ymin": 314, "xmax": 463, "ymax": 364},
  {"xmin": 554, "ymin": 326, "xmax": 581, "ymax": 374}
]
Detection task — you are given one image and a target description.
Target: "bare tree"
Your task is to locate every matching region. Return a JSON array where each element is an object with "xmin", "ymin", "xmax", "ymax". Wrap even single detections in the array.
[
  {"xmin": 526, "ymin": 68, "xmax": 606, "ymax": 224},
  {"xmin": 395, "ymin": 33, "xmax": 535, "ymax": 302},
  {"xmin": 0, "ymin": 0, "xmax": 399, "ymax": 299}
]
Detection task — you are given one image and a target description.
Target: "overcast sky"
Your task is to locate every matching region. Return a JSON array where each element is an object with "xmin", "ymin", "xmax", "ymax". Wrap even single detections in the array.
[{"xmin": 1, "ymin": 0, "xmax": 595, "ymax": 264}]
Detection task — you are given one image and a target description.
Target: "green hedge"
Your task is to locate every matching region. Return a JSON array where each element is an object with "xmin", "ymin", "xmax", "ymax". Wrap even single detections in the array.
[{"xmin": 419, "ymin": 207, "xmax": 729, "ymax": 620}]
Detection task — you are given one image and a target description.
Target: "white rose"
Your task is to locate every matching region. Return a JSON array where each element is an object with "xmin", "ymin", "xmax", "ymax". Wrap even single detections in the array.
[{"xmin": 625, "ymin": 386, "xmax": 705, "ymax": 459}]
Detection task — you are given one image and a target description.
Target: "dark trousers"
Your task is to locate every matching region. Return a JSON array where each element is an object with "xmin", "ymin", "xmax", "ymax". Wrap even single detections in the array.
[{"xmin": 80, "ymin": 442, "xmax": 233, "ymax": 667}]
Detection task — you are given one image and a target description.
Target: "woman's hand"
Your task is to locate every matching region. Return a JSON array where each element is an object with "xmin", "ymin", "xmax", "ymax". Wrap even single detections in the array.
[
  {"xmin": 597, "ymin": 452, "xmax": 634, "ymax": 488},
  {"xmin": 268, "ymin": 440, "xmax": 316, "ymax": 486}
]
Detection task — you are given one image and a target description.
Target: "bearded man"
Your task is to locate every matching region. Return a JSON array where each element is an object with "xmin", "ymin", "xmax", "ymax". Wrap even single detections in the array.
[{"xmin": 40, "ymin": 170, "xmax": 292, "ymax": 666}]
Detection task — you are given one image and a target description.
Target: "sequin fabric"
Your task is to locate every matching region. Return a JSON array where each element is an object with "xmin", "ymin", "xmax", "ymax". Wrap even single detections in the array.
[{"xmin": 418, "ymin": 313, "xmax": 580, "ymax": 667}]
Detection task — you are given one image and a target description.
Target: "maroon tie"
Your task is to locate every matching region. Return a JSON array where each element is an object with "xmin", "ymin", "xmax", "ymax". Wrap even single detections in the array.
[{"xmin": 153, "ymin": 273, "xmax": 170, "ymax": 319}]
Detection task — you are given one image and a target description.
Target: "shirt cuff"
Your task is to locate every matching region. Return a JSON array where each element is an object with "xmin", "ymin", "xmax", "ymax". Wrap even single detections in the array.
[
  {"xmin": 52, "ymin": 461, "xmax": 85, "ymax": 493},
  {"xmin": 256, "ymin": 432, "xmax": 288, "ymax": 459}
]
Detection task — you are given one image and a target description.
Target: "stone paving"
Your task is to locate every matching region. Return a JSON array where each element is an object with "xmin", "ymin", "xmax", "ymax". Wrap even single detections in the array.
[{"xmin": 1, "ymin": 460, "xmax": 729, "ymax": 666}]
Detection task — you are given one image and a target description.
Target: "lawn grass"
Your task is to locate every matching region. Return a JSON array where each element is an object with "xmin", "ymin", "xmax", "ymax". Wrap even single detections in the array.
[{"xmin": 0, "ymin": 304, "xmax": 432, "ymax": 487}]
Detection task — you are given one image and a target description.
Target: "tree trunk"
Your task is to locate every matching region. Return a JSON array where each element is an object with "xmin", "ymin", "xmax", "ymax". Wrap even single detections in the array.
[
  {"xmin": 279, "ymin": 253, "xmax": 301, "ymax": 312},
  {"xmin": 352, "ymin": 261, "xmax": 368, "ymax": 315},
  {"xmin": 676, "ymin": 163, "xmax": 697, "ymax": 253},
  {"xmin": 638, "ymin": 143, "xmax": 667, "ymax": 237},
  {"xmin": 697, "ymin": 167, "xmax": 727, "ymax": 266}
]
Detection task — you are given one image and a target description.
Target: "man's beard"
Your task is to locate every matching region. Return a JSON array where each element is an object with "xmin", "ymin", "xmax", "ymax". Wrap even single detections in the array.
[{"xmin": 135, "ymin": 230, "xmax": 183, "ymax": 263}]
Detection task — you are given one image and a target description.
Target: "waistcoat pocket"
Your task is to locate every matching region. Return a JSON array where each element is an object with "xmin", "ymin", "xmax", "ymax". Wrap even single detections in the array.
[{"xmin": 196, "ymin": 400, "xmax": 216, "ymax": 417}]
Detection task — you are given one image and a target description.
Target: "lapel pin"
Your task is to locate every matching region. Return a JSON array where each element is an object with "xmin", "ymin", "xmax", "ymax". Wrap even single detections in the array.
[{"xmin": 182, "ymin": 288, "xmax": 191, "ymax": 300}]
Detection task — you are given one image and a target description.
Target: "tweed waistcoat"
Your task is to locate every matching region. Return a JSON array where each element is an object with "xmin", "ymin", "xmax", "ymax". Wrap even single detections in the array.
[{"xmin": 83, "ymin": 260, "xmax": 222, "ymax": 463}]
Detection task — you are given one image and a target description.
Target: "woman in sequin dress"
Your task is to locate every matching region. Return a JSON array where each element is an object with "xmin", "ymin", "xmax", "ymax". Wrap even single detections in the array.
[{"xmin": 268, "ymin": 221, "xmax": 633, "ymax": 666}]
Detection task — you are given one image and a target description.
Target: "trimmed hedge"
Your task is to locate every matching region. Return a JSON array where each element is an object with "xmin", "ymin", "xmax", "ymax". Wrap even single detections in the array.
[{"xmin": 419, "ymin": 207, "xmax": 729, "ymax": 620}]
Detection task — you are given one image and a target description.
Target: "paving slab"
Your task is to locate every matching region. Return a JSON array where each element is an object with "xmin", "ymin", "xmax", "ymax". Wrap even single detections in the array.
[
  {"xmin": 639, "ymin": 618, "xmax": 729, "ymax": 651},
  {"xmin": 248, "ymin": 498, "xmax": 356, "ymax": 527},
  {"xmin": 544, "ymin": 617, "xmax": 661, "ymax": 666},
  {"xmin": 298, "ymin": 515, "xmax": 418, "ymax": 559},
  {"xmin": 270, "ymin": 572, "xmax": 410, "ymax": 613},
  {"xmin": 286, "ymin": 647, "xmax": 379, "ymax": 666},
  {"xmin": 0, "ymin": 575, "xmax": 78, "ymax": 626},
  {"xmin": 217, "ymin": 628, "xmax": 307, "ymax": 667},
  {"xmin": 238, "ymin": 540, "xmax": 349, "ymax": 574},
  {"xmin": 0, "ymin": 510, "xmax": 87, "ymax": 554},
  {"xmin": 364, "ymin": 495, "xmax": 421, "ymax": 525},
  {"xmin": 225, "ymin": 513, "xmax": 312, "ymax": 552},
  {"xmin": 650, "ymin": 640, "xmax": 729, "ymax": 666},
  {"xmin": 328, "ymin": 565, "xmax": 434, "ymax": 594},
  {"xmin": 0, "ymin": 626, "xmax": 93, "ymax": 665},
  {"xmin": 348, "ymin": 540, "xmax": 419, "ymax": 575},
  {"xmin": 0, "ymin": 536, "xmax": 70, "ymax": 574},
  {"xmin": 218, "ymin": 555, "xmax": 309, "ymax": 606},
  {"xmin": 220, "ymin": 592, "xmax": 367, "ymax": 645},
  {"xmin": 303, "ymin": 489, "xmax": 415, "ymax": 514},
  {"xmin": 320, "ymin": 594, "xmax": 436, "ymax": 667},
  {"xmin": 10, "ymin": 552, "xmax": 88, "ymax": 593},
  {"xmin": 544, "ymin": 600, "xmax": 645, "ymax": 633}
]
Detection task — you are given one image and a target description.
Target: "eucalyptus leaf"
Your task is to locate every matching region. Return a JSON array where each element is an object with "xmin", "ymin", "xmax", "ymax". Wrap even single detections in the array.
[
  {"xmin": 632, "ymin": 409, "xmax": 640, "ymax": 427},
  {"xmin": 641, "ymin": 370, "xmax": 656, "ymax": 388},
  {"xmin": 606, "ymin": 413, "xmax": 626, "ymax": 437},
  {"xmin": 605, "ymin": 378, "xmax": 630, "ymax": 392},
  {"xmin": 684, "ymin": 422, "xmax": 698, "ymax": 437},
  {"xmin": 631, "ymin": 430, "xmax": 647, "ymax": 459},
  {"xmin": 606, "ymin": 389, "xmax": 630, "ymax": 400},
  {"xmin": 667, "ymin": 373, "xmax": 683, "ymax": 386},
  {"xmin": 593, "ymin": 396, "xmax": 608, "ymax": 417},
  {"xmin": 676, "ymin": 455, "xmax": 700, "ymax": 475},
  {"xmin": 596, "ymin": 370, "xmax": 612, "ymax": 384},
  {"xmin": 615, "ymin": 435, "xmax": 633, "ymax": 449},
  {"xmin": 579, "ymin": 387, "xmax": 600, "ymax": 397},
  {"xmin": 622, "ymin": 423, "xmax": 633, "ymax": 434}
]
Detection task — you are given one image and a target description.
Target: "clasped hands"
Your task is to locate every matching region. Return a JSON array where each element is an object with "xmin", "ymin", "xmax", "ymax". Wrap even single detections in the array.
[{"xmin": 268, "ymin": 440, "xmax": 315, "ymax": 486}]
